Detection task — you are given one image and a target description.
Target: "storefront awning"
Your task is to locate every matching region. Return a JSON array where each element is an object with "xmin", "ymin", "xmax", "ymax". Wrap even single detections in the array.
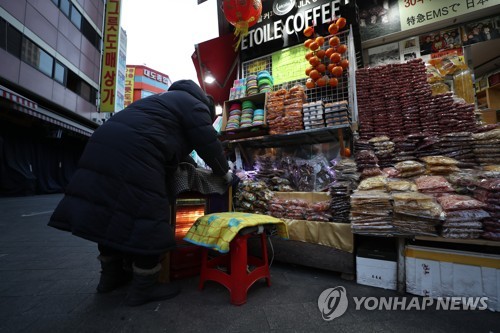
[
  {"xmin": 0, "ymin": 85, "xmax": 95, "ymax": 137},
  {"xmin": 192, "ymin": 33, "xmax": 240, "ymax": 106}
]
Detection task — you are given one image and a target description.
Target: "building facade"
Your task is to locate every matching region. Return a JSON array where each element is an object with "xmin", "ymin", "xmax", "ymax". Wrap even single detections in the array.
[
  {"xmin": 0, "ymin": 0, "xmax": 105, "ymax": 195},
  {"xmin": 124, "ymin": 65, "xmax": 171, "ymax": 108}
]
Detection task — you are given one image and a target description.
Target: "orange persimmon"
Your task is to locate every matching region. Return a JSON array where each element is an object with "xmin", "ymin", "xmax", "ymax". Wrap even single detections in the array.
[
  {"xmin": 328, "ymin": 23, "xmax": 339, "ymax": 35},
  {"xmin": 329, "ymin": 36, "xmax": 340, "ymax": 47},
  {"xmin": 304, "ymin": 26, "xmax": 314, "ymax": 37},
  {"xmin": 336, "ymin": 17, "xmax": 347, "ymax": 29}
]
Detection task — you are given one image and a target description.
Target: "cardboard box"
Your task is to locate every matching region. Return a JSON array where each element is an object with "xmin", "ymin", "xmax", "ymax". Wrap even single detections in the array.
[
  {"xmin": 222, "ymin": 93, "xmax": 267, "ymax": 132},
  {"xmin": 405, "ymin": 245, "xmax": 500, "ymax": 312},
  {"xmin": 356, "ymin": 247, "xmax": 397, "ymax": 290}
]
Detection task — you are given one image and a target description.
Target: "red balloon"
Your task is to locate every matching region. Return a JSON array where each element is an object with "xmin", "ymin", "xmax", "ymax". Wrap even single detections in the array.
[{"xmin": 223, "ymin": 0, "xmax": 262, "ymax": 29}]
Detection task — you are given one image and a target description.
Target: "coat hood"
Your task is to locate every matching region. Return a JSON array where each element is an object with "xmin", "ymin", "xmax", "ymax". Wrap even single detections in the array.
[{"xmin": 169, "ymin": 80, "xmax": 215, "ymax": 120}]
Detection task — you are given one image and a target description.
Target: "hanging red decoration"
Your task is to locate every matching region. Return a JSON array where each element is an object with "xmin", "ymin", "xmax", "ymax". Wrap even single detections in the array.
[{"xmin": 223, "ymin": 0, "xmax": 262, "ymax": 50}]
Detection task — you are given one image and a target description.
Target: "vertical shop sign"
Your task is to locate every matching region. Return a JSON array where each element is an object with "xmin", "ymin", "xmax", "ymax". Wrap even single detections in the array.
[
  {"xmin": 399, "ymin": 0, "xmax": 498, "ymax": 31},
  {"xmin": 115, "ymin": 27, "xmax": 127, "ymax": 112},
  {"xmin": 124, "ymin": 67, "xmax": 135, "ymax": 108},
  {"xmin": 99, "ymin": 0, "xmax": 122, "ymax": 112}
]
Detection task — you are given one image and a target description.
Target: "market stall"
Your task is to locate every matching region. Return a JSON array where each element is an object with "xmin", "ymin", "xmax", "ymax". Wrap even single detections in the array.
[{"xmin": 190, "ymin": 0, "xmax": 500, "ymax": 309}]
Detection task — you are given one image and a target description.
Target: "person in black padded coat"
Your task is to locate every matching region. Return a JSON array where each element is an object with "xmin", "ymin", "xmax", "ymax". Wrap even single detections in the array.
[{"xmin": 48, "ymin": 80, "xmax": 232, "ymax": 306}]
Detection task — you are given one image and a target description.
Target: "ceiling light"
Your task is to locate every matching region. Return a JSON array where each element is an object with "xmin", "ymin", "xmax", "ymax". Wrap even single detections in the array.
[{"xmin": 204, "ymin": 71, "xmax": 216, "ymax": 84}]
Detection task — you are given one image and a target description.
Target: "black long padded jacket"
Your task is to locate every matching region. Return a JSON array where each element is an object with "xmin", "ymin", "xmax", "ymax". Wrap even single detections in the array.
[{"xmin": 48, "ymin": 80, "xmax": 229, "ymax": 255}]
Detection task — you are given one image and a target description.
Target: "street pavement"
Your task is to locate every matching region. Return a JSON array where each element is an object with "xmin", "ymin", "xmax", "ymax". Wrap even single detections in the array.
[{"xmin": 0, "ymin": 194, "xmax": 498, "ymax": 332}]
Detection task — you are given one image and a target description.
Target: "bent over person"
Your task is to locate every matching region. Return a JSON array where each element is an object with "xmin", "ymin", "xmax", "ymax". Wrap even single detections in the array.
[{"xmin": 48, "ymin": 80, "xmax": 231, "ymax": 306}]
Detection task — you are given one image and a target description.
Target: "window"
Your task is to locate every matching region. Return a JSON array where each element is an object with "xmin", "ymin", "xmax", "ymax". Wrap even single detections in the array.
[
  {"xmin": 89, "ymin": 87, "xmax": 97, "ymax": 105},
  {"xmin": 6, "ymin": 24, "xmax": 22, "ymax": 57},
  {"xmin": 38, "ymin": 49, "xmax": 54, "ymax": 76},
  {"xmin": 59, "ymin": 0, "xmax": 70, "ymax": 16},
  {"xmin": 0, "ymin": 18, "xmax": 6, "ymax": 50},
  {"xmin": 70, "ymin": 6, "xmax": 82, "ymax": 29},
  {"xmin": 81, "ymin": 19, "xmax": 101, "ymax": 50},
  {"xmin": 21, "ymin": 38, "xmax": 54, "ymax": 77},
  {"xmin": 66, "ymin": 69, "xmax": 79, "ymax": 94},
  {"xmin": 54, "ymin": 61, "xmax": 66, "ymax": 84},
  {"xmin": 51, "ymin": 0, "xmax": 59, "ymax": 6},
  {"xmin": 80, "ymin": 81, "xmax": 91, "ymax": 102}
]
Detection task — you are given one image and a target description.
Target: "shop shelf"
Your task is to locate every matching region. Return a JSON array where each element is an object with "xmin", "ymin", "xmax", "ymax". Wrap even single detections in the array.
[
  {"xmin": 476, "ymin": 84, "xmax": 500, "ymax": 110},
  {"xmin": 414, "ymin": 235, "xmax": 500, "ymax": 248},
  {"xmin": 222, "ymin": 124, "xmax": 351, "ymax": 148},
  {"xmin": 221, "ymin": 93, "xmax": 268, "ymax": 134}
]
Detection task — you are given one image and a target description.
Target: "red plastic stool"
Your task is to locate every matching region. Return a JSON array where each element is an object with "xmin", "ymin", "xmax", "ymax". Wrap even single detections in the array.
[{"xmin": 198, "ymin": 226, "xmax": 271, "ymax": 305}]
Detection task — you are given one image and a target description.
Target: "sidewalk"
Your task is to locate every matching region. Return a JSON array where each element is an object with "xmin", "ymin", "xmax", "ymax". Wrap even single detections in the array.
[{"xmin": 0, "ymin": 194, "xmax": 498, "ymax": 333}]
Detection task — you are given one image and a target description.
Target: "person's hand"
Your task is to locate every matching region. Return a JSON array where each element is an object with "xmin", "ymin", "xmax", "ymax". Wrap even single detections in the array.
[{"xmin": 223, "ymin": 171, "xmax": 233, "ymax": 185}]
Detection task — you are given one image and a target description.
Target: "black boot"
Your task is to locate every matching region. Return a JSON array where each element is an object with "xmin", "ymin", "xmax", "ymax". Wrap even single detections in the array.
[
  {"xmin": 96, "ymin": 255, "xmax": 133, "ymax": 293},
  {"xmin": 125, "ymin": 264, "xmax": 180, "ymax": 306}
]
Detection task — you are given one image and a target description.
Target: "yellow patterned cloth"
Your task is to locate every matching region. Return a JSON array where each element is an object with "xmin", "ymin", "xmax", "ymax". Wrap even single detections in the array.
[{"xmin": 183, "ymin": 212, "xmax": 289, "ymax": 253}]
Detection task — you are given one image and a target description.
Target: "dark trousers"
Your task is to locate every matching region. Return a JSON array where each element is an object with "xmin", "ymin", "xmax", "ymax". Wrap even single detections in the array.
[{"xmin": 98, "ymin": 244, "xmax": 161, "ymax": 270}]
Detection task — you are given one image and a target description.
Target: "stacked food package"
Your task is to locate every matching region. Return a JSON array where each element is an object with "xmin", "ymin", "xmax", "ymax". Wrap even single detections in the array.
[
  {"xmin": 356, "ymin": 58, "xmax": 477, "ymax": 140},
  {"xmin": 265, "ymin": 86, "xmax": 307, "ymax": 135},
  {"xmin": 430, "ymin": 133, "xmax": 476, "ymax": 168},
  {"xmin": 392, "ymin": 192, "xmax": 444, "ymax": 236},
  {"xmin": 415, "ymin": 175, "xmax": 455, "ymax": 197},
  {"xmin": 283, "ymin": 86, "xmax": 307, "ymax": 133},
  {"xmin": 355, "ymin": 149, "xmax": 382, "ymax": 179},
  {"xmin": 268, "ymin": 198, "xmax": 333, "ymax": 222},
  {"xmin": 302, "ymin": 101, "xmax": 325, "ymax": 130},
  {"xmin": 437, "ymin": 194, "xmax": 488, "ymax": 239},
  {"xmin": 350, "ymin": 189, "xmax": 394, "ymax": 235},
  {"xmin": 329, "ymin": 159, "xmax": 359, "ymax": 223},
  {"xmin": 324, "ymin": 101, "xmax": 349, "ymax": 128},
  {"xmin": 394, "ymin": 160, "xmax": 425, "ymax": 178},
  {"xmin": 266, "ymin": 89, "xmax": 287, "ymax": 135},
  {"xmin": 233, "ymin": 180, "xmax": 275, "ymax": 215},
  {"xmin": 420, "ymin": 156, "xmax": 460, "ymax": 175},
  {"xmin": 472, "ymin": 128, "xmax": 500, "ymax": 166},
  {"xmin": 369, "ymin": 136, "xmax": 395, "ymax": 168},
  {"xmin": 474, "ymin": 178, "xmax": 500, "ymax": 241}
]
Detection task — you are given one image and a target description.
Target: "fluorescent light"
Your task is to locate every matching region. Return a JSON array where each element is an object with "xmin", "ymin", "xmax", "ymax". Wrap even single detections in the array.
[{"xmin": 204, "ymin": 71, "xmax": 216, "ymax": 84}]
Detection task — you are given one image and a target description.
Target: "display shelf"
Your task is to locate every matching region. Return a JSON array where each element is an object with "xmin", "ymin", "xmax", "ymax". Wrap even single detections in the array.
[
  {"xmin": 414, "ymin": 236, "xmax": 500, "ymax": 247},
  {"xmin": 221, "ymin": 93, "xmax": 268, "ymax": 134},
  {"xmin": 476, "ymin": 84, "xmax": 500, "ymax": 110},
  {"xmin": 222, "ymin": 124, "xmax": 351, "ymax": 148}
]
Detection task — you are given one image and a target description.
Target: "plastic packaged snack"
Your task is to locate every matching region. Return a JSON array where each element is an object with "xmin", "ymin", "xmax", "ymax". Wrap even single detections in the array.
[
  {"xmin": 420, "ymin": 156, "xmax": 459, "ymax": 166},
  {"xmin": 426, "ymin": 64, "xmax": 444, "ymax": 83},
  {"xmin": 453, "ymin": 69, "xmax": 475, "ymax": 104},
  {"xmin": 431, "ymin": 81, "xmax": 450, "ymax": 96},
  {"xmin": 445, "ymin": 209, "xmax": 490, "ymax": 221},
  {"xmin": 395, "ymin": 160, "xmax": 425, "ymax": 172},
  {"xmin": 472, "ymin": 129, "xmax": 500, "ymax": 140},
  {"xmin": 437, "ymin": 194, "xmax": 487, "ymax": 211},
  {"xmin": 357, "ymin": 176, "xmax": 387, "ymax": 190},
  {"xmin": 386, "ymin": 180, "xmax": 417, "ymax": 192}
]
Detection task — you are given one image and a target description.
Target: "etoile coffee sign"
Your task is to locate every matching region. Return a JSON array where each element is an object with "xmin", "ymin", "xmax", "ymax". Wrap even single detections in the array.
[{"xmin": 241, "ymin": 0, "xmax": 342, "ymax": 60}]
